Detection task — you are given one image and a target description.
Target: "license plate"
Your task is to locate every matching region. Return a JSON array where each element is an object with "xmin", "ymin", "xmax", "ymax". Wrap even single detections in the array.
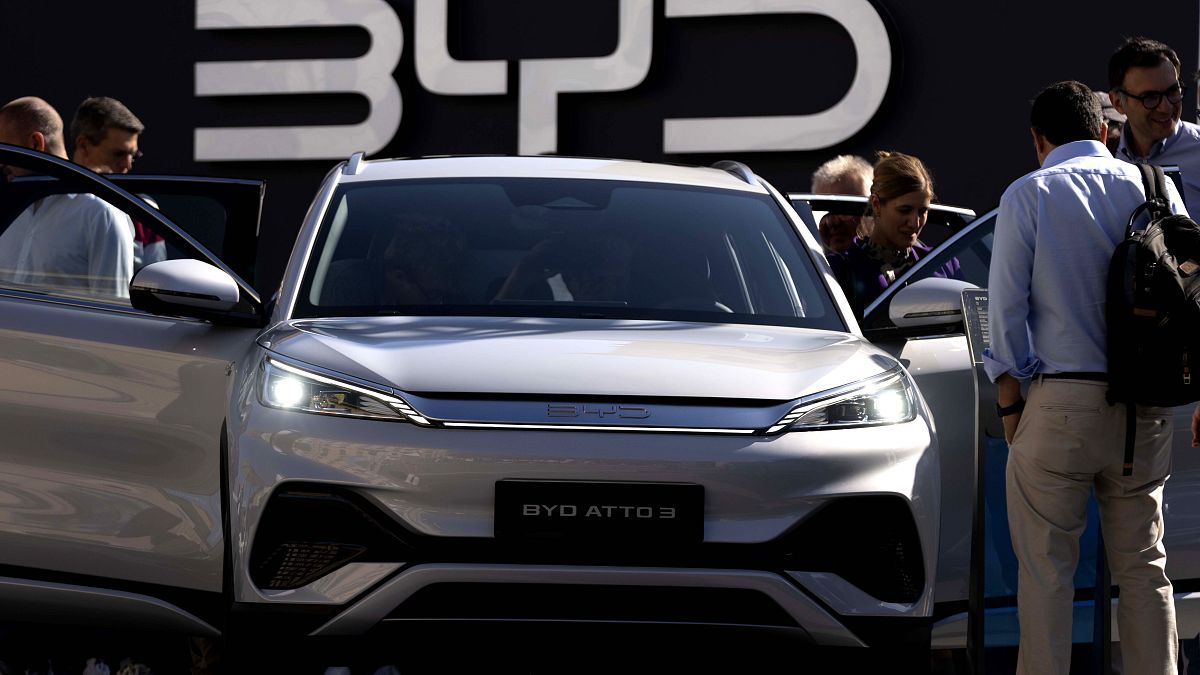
[{"xmin": 494, "ymin": 479, "xmax": 704, "ymax": 543}]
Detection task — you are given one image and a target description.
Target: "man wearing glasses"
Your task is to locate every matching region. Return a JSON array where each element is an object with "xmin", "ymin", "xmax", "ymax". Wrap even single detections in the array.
[
  {"xmin": 69, "ymin": 96, "xmax": 163, "ymax": 268},
  {"xmin": 69, "ymin": 96, "xmax": 143, "ymax": 175},
  {"xmin": 1109, "ymin": 36, "xmax": 1200, "ymax": 213}
]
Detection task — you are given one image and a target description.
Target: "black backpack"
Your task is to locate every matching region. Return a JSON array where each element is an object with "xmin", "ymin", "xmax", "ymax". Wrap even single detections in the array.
[{"xmin": 1106, "ymin": 164, "xmax": 1200, "ymax": 474}]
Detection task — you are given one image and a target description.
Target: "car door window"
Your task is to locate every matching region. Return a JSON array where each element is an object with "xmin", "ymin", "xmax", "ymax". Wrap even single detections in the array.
[
  {"xmin": 863, "ymin": 213, "xmax": 997, "ymax": 330},
  {"xmin": 0, "ymin": 179, "xmax": 214, "ymax": 305},
  {"xmin": 0, "ymin": 175, "xmax": 140, "ymax": 303},
  {"xmin": 788, "ymin": 195, "xmax": 975, "ymax": 251},
  {"xmin": 0, "ymin": 150, "xmax": 259, "ymax": 312},
  {"xmin": 919, "ymin": 215, "xmax": 994, "ymax": 289},
  {"xmin": 107, "ymin": 175, "xmax": 262, "ymax": 292}
]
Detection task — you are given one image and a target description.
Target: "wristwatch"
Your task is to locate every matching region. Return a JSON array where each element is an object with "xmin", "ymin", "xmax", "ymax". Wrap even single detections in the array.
[{"xmin": 996, "ymin": 398, "xmax": 1026, "ymax": 418}]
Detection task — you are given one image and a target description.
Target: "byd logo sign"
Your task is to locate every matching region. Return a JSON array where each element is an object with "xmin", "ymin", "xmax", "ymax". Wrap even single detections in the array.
[{"xmin": 194, "ymin": 0, "xmax": 891, "ymax": 161}]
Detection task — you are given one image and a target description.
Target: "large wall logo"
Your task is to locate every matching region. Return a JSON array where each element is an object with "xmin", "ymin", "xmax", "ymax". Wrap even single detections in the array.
[{"xmin": 194, "ymin": 0, "xmax": 891, "ymax": 161}]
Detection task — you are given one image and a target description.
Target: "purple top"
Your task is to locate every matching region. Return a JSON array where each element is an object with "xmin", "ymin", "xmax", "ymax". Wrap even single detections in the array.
[{"xmin": 827, "ymin": 236, "xmax": 962, "ymax": 314}]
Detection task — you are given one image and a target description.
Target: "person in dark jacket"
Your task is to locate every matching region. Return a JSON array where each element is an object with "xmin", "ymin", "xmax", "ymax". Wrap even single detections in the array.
[{"xmin": 827, "ymin": 151, "xmax": 961, "ymax": 314}]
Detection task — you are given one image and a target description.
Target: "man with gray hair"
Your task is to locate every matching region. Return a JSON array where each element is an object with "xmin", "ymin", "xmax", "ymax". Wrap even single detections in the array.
[
  {"xmin": 0, "ymin": 96, "xmax": 134, "ymax": 298},
  {"xmin": 811, "ymin": 154, "xmax": 873, "ymax": 195},
  {"xmin": 810, "ymin": 154, "xmax": 873, "ymax": 254},
  {"xmin": 70, "ymin": 96, "xmax": 144, "ymax": 174}
]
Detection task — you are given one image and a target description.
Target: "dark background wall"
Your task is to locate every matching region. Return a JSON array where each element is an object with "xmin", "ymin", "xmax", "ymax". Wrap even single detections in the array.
[{"xmin": 1, "ymin": 0, "xmax": 1196, "ymax": 291}]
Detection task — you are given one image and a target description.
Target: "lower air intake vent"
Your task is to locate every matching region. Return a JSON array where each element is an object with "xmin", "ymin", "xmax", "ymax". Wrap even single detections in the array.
[
  {"xmin": 781, "ymin": 496, "xmax": 925, "ymax": 604},
  {"xmin": 249, "ymin": 487, "xmax": 411, "ymax": 590},
  {"xmin": 253, "ymin": 541, "xmax": 367, "ymax": 590}
]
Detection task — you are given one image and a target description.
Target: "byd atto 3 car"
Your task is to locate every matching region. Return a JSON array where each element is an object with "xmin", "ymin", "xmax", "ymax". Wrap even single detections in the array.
[{"xmin": 0, "ymin": 147, "xmax": 940, "ymax": 666}]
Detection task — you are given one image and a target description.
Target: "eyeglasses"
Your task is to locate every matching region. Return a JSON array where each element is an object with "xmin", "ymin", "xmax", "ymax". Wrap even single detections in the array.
[
  {"xmin": 1119, "ymin": 84, "xmax": 1187, "ymax": 109},
  {"xmin": 112, "ymin": 148, "xmax": 143, "ymax": 162}
]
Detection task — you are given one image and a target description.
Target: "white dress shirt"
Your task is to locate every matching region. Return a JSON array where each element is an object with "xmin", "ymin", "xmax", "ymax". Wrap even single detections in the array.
[
  {"xmin": 983, "ymin": 140, "xmax": 1189, "ymax": 382},
  {"xmin": 0, "ymin": 193, "xmax": 135, "ymax": 299}
]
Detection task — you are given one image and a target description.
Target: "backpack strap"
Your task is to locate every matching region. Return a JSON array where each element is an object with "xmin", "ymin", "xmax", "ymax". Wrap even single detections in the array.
[
  {"xmin": 1137, "ymin": 163, "xmax": 1166, "ymax": 218},
  {"xmin": 1130, "ymin": 164, "xmax": 1172, "ymax": 231},
  {"xmin": 1118, "ymin": 164, "xmax": 1170, "ymax": 476}
]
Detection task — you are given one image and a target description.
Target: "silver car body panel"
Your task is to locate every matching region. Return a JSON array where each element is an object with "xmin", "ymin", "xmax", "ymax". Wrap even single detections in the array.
[
  {"xmin": 0, "ymin": 289, "xmax": 256, "ymax": 592},
  {"xmin": 232, "ymin": 395, "xmax": 936, "ymax": 540},
  {"xmin": 0, "ymin": 575, "xmax": 218, "ymax": 636},
  {"xmin": 872, "ymin": 334, "xmax": 976, "ymax": 603},
  {"xmin": 259, "ymin": 317, "xmax": 882, "ymax": 401}
]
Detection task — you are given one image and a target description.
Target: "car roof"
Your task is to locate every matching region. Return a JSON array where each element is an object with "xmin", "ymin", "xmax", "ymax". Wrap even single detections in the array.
[{"xmin": 338, "ymin": 155, "xmax": 769, "ymax": 194}]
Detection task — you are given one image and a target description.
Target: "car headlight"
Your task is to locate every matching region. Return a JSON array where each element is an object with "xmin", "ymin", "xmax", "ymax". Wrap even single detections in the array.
[
  {"xmin": 260, "ymin": 358, "xmax": 430, "ymax": 425},
  {"xmin": 768, "ymin": 368, "xmax": 916, "ymax": 433}
]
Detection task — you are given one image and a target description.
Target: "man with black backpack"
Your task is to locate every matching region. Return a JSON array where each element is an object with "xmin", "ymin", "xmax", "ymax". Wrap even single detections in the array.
[{"xmin": 984, "ymin": 80, "xmax": 1188, "ymax": 675}]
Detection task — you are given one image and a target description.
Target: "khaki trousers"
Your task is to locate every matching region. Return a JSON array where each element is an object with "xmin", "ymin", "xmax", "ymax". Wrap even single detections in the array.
[{"xmin": 1007, "ymin": 378, "xmax": 1176, "ymax": 675}]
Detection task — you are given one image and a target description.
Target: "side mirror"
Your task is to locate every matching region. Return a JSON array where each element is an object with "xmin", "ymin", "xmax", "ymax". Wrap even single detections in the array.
[
  {"xmin": 130, "ymin": 259, "xmax": 241, "ymax": 320},
  {"xmin": 888, "ymin": 277, "xmax": 979, "ymax": 328}
]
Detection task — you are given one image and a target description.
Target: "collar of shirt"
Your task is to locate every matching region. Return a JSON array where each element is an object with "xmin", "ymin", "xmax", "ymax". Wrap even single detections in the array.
[
  {"xmin": 1044, "ymin": 140, "xmax": 1110, "ymax": 168},
  {"xmin": 1117, "ymin": 119, "xmax": 1184, "ymax": 161}
]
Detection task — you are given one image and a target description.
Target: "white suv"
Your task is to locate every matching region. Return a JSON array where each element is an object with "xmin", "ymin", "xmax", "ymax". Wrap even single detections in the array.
[{"xmin": 0, "ymin": 149, "xmax": 939, "ymax": 669}]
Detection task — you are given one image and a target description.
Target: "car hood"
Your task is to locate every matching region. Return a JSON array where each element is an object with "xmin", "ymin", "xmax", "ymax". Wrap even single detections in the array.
[{"xmin": 259, "ymin": 316, "xmax": 894, "ymax": 401}]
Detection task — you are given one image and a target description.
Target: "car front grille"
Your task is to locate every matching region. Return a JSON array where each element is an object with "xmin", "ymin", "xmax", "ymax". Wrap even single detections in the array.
[{"xmin": 249, "ymin": 485, "xmax": 925, "ymax": 606}]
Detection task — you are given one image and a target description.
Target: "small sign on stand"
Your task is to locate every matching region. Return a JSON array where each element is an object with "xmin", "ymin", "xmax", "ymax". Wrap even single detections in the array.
[{"xmin": 962, "ymin": 289, "xmax": 990, "ymax": 675}]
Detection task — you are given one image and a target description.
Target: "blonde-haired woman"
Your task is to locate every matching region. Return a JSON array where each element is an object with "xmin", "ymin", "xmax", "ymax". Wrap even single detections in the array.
[{"xmin": 827, "ymin": 151, "xmax": 962, "ymax": 314}]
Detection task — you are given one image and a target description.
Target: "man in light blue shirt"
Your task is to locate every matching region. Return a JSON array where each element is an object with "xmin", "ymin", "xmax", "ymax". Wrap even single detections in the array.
[
  {"xmin": 1110, "ymin": 36, "xmax": 1200, "ymax": 215},
  {"xmin": 984, "ymin": 81, "xmax": 1186, "ymax": 675}
]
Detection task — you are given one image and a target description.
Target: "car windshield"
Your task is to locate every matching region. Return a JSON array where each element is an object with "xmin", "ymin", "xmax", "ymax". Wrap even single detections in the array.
[{"xmin": 292, "ymin": 178, "xmax": 842, "ymax": 329}]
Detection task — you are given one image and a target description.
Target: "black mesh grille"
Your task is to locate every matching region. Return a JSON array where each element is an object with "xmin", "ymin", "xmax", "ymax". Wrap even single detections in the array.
[
  {"xmin": 249, "ymin": 488, "xmax": 412, "ymax": 590},
  {"xmin": 780, "ymin": 495, "xmax": 925, "ymax": 604},
  {"xmin": 253, "ymin": 541, "xmax": 367, "ymax": 590}
]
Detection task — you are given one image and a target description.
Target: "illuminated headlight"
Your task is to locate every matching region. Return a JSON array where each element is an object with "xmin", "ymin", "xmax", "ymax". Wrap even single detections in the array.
[
  {"xmin": 260, "ymin": 358, "xmax": 430, "ymax": 425},
  {"xmin": 768, "ymin": 369, "xmax": 916, "ymax": 433}
]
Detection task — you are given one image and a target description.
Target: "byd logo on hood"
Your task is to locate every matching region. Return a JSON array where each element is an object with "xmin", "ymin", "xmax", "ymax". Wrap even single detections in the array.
[{"xmin": 194, "ymin": 0, "xmax": 891, "ymax": 161}]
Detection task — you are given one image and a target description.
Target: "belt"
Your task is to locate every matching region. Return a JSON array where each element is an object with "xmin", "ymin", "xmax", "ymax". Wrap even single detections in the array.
[{"xmin": 1037, "ymin": 371, "xmax": 1108, "ymax": 382}]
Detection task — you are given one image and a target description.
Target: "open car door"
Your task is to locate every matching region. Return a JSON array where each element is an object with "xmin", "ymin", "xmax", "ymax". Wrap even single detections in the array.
[
  {"xmin": 0, "ymin": 143, "xmax": 262, "ymax": 635},
  {"xmin": 106, "ymin": 174, "xmax": 263, "ymax": 293}
]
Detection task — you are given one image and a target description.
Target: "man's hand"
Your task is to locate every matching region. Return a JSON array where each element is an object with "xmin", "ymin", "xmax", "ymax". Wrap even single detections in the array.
[
  {"xmin": 1003, "ymin": 412, "xmax": 1022, "ymax": 445},
  {"xmin": 1191, "ymin": 404, "xmax": 1200, "ymax": 447}
]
